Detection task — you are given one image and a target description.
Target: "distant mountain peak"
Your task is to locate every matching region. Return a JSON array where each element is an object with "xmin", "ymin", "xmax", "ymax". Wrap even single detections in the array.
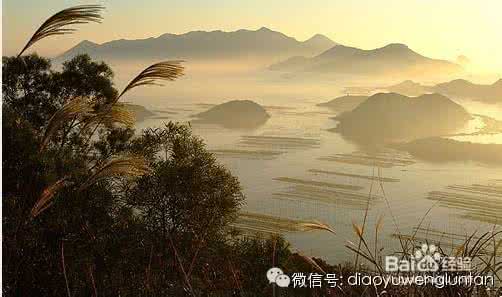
[
  {"xmin": 79, "ymin": 40, "xmax": 98, "ymax": 47},
  {"xmin": 393, "ymin": 80, "xmax": 422, "ymax": 87},
  {"xmin": 306, "ymin": 34, "xmax": 330, "ymax": 42},
  {"xmin": 382, "ymin": 43, "xmax": 409, "ymax": 49},
  {"xmin": 270, "ymin": 42, "xmax": 461, "ymax": 77},
  {"xmin": 448, "ymin": 79, "xmax": 470, "ymax": 85},
  {"xmin": 304, "ymin": 34, "xmax": 335, "ymax": 46},
  {"xmin": 376, "ymin": 43, "xmax": 417, "ymax": 56},
  {"xmin": 59, "ymin": 40, "xmax": 99, "ymax": 57},
  {"xmin": 432, "ymin": 78, "xmax": 502, "ymax": 104},
  {"xmin": 257, "ymin": 26, "xmax": 273, "ymax": 32}
]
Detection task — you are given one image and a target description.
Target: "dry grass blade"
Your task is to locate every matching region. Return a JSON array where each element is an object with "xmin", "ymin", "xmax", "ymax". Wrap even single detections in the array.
[
  {"xmin": 352, "ymin": 222, "xmax": 364, "ymax": 238},
  {"xmin": 374, "ymin": 215, "xmax": 384, "ymax": 265},
  {"xmin": 375, "ymin": 215, "xmax": 384, "ymax": 233},
  {"xmin": 79, "ymin": 156, "xmax": 150, "ymax": 191},
  {"xmin": 85, "ymin": 103, "xmax": 136, "ymax": 128},
  {"xmin": 117, "ymin": 61, "xmax": 185, "ymax": 100},
  {"xmin": 40, "ymin": 98, "xmax": 94, "ymax": 151},
  {"xmin": 296, "ymin": 253, "xmax": 326, "ymax": 274},
  {"xmin": 18, "ymin": 5, "xmax": 104, "ymax": 57},
  {"xmin": 351, "ymin": 221, "xmax": 381, "ymax": 273},
  {"xmin": 454, "ymin": 243, "xmax": 466, "ymax": 257},
  {"xmin": 114, "ymin": 104, "xmax": 137, "ymax": 126},
  {"xmin": 298, "ymin": 221, "xmax": 336, "ymax": 235},
  {"xmin": 32, "ymin": 178, "xmax": 68, "ymax": 218},
  {"xmin": 345, "ymin": 242, "xmax": 380, "ymax": 268}
]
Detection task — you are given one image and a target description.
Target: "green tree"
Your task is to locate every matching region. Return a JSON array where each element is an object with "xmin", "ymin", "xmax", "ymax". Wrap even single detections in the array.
[
  {"xmin": 2, "ymin": 54, "xmax": 117, "ymax": 131},
  {"xmin": 125, "ymin": 123, "xmax": 244, "ymax": 294},
  {"xmin": 2, "ymin": 54, "xmax": 142, "ymax": 296}
]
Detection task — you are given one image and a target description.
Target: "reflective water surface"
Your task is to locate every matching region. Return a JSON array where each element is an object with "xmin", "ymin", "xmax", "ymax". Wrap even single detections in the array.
[{"xmin": 128, "ymin": 73, "xmax": 501, "ymax": 263}]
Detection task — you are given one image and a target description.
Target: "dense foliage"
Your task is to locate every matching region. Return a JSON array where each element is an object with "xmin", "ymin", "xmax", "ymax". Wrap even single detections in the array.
[{"xmin": 2, "ymin": 54, "xmax": 317, "ymax": 296}]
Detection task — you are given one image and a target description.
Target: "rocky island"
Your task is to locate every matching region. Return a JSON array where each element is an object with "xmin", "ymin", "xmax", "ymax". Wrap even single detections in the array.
[{"xmin": 193, "ymin": 100, "xmax": 270, "ymax": 129}]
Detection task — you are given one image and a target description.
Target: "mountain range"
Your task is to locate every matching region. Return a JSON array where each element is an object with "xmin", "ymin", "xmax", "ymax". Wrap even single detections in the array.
[
  {"xmin": 433, "ymin": 79, "xmax": 502, "ymax": 103},
  {"xmin": 270, "ymin": 43, "xmax": 461, "ymax": 77},
  {"xmin": 56, "ymin": 27, "xmax": 336, "ymax": 63},
  {"xmin": 57, "ymin": 27, "xmax": 462, "ymax": 77},
  {"xmin": 386, "ymin": 79, "xmax": 502, "ymax": 103}
]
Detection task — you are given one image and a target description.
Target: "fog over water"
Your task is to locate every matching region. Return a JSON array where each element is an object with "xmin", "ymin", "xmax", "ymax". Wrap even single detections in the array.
[{"xmin": 113, "ymin": 60, "xmax": 502, "ymax": 262}]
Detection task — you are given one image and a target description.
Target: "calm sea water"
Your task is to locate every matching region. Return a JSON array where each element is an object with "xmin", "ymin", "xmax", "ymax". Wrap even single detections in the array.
[{"xmin": 126, "ymin": 71, "xmax": 502, "ymax": 264}]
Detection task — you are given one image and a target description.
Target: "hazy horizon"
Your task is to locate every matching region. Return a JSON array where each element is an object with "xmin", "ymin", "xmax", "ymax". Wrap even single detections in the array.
[{"xmin": 3, "ymin": 0, "xmax": 502, "ymax": 76}]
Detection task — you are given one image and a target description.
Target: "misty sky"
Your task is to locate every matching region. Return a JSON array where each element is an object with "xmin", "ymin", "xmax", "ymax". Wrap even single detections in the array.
[{"xmin": 2, "ymin": 0, "xmax": 502, "ymax": 74}]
